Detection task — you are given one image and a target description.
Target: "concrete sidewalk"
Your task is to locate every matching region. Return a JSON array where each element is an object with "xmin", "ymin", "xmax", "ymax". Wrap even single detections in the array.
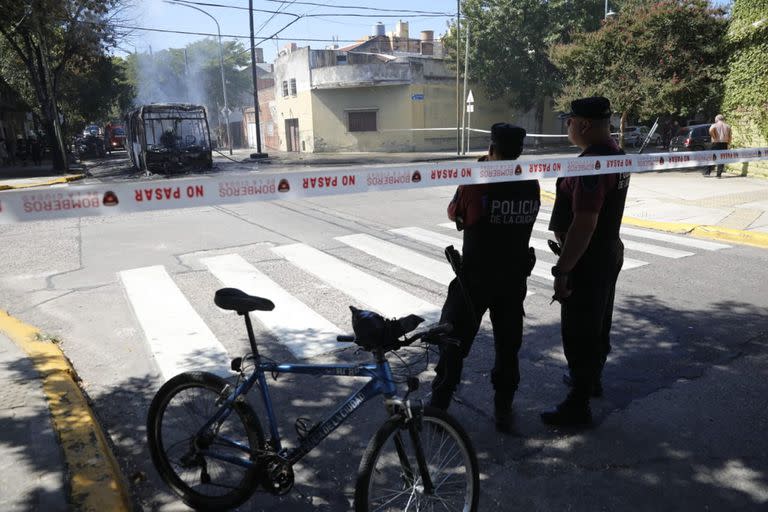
[
  {"xmin": 0, "ymin": 313, "xmax": 131, "ymax": 512},
  {"xmin": 0, "ymin": 332, "xmax": 68, "ymax": 512}
]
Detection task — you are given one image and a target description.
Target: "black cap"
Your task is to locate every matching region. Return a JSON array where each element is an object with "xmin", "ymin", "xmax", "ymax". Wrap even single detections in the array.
[
  {"xmin": 564, "ymin": 96, "xmax": 612, "ymax": 119},
  {"xmin": 491, "ymin": 123, "xmax": 526, "ymax": 145}
]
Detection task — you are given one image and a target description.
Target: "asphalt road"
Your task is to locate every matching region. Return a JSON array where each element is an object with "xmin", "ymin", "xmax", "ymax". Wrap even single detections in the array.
[{"xmin": 1, "ymin": 153, "xmax": 767, "ymax": 511}]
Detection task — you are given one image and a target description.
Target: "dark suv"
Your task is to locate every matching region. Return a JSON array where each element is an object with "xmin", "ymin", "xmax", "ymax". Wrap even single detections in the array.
[{"xmin": 669, "ymin": 124, "xmax": 712, "ymax": 152}]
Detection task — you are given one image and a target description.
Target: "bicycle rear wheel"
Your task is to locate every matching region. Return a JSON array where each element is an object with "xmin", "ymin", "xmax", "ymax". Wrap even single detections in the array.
[
  {"xmin": 147, "ymin": 372, "xmax": 264, "ymax": 510},
  {"xmin": 354, "ymin": 406, "xmax": 479, "ymax": 512}
]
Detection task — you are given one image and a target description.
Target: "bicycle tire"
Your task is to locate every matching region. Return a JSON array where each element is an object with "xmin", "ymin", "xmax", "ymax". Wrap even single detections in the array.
[
  {"xmin": 354, "ymin": 406, "xmax": 480, "ymax": 512},
  {"xmin": 147, "ymin": 371, "xmax": 265, "ymax": 511}
]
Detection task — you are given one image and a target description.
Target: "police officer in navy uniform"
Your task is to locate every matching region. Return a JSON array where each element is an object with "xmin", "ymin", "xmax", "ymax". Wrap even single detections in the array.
[
  {"xmin": 429, "ymin": 123, "xmax": 540, "ymax": 433},
  {"xmin": 542, "ymin": 96, "xmax": 630, "ymax": 427}
]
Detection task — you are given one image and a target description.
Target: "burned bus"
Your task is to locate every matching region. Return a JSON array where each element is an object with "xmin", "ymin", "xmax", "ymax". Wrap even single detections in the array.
[{"xmin": 125, "ymin": 103, "xmax": 213, "ymax": 174}]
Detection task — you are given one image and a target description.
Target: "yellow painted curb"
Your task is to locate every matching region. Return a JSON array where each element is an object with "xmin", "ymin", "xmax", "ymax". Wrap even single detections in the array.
[
  {"xmin": 691, "ymin": 225, "xmax": 768, "ymax": 249},
  {"xmin": 0, "ymin": 174, "xmax": 85, "ymax": 191},
  {"xmin": 0, "ymin": 311, "xmax": 131, "ymax": 512},
  {"xmin": 543, "ymin": 189, "xmax": 768, "ymax": 248}
]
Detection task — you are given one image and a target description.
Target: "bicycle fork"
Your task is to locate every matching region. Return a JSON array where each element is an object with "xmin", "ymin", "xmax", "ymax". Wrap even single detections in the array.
[{"xmin": 392, "ymin": 401, "xmax": 435, "ymax": 495}]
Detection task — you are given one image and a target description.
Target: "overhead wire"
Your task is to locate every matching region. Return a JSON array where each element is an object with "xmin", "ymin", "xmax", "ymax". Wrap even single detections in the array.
[{"xmin": 159, "ymin": 0, "xmax": 451, "ymax": 17}]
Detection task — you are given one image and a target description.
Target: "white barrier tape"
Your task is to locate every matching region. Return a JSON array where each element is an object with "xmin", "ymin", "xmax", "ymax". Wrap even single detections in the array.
[
  {"xmin": 1, "ymin": 147, "xmax": 766, "ymax": 224},
  {"xmin": 382, "ymin": 127, "xmax": 568, "ymax": 137}
]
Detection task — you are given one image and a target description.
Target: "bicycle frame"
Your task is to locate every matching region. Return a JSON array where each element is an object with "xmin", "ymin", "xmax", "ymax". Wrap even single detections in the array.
[
  {"xmin": 183, "ymin": 311, "xmax": 439, "ymax": 497},
  {"xmin": 197, "ymin": 352, "xmax": 400, "ymax": 469}
]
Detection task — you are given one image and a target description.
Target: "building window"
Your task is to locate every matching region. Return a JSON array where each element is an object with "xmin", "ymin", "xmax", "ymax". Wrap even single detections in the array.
[
  {"xmin": 347, "ymin": 110, "xmax": 377, "ymax": 132},
  {"xmin": 289, "ymin": 78, "xmax": 297, "ymax": 96},
  {"xmin": 282, "ymin": 81, "xmax": 289, "ymax": 97},
  {"xmin": 336, "ymin": 54, "xmax": 347, "ymax": 65}
]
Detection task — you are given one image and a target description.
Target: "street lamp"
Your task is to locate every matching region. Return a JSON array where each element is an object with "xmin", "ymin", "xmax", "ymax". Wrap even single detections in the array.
[
  {"xmin": 604, "ymin": 0, "xmax": 616, "ymax": 19},
  {"xmin": 165, "ymin": 0, "xmax": 233, "ymax": 155}
]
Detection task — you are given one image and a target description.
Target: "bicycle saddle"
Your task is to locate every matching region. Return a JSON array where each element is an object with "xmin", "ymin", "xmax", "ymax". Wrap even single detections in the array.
[
  {"xmin": 214, "ymin": 288, "xmax": 275, "ymax": 313},
  {"xmin": 349, "ymin": 306, "xmax": 424, "ymax": 350}
]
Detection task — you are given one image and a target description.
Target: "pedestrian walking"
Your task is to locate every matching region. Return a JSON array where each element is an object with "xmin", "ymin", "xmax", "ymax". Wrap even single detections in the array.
[
  {"xmin": 30, "ymin": 136, "xmax": 42, "ymax": 166},
  {"xmin": 15, "ymin": 136, "xmax": 27, "ymax": 167},
  {"xmin": 429, "ymin": 123, "xmax": 540, "ymax": 433},
  {"xmin": 542, "ymin": 96, "xmax": 630, "ymax": 427},
  {"xmin": 0, "ymin": 138, "xmax": 9, "ymax": 167},
  {"xmin": 705, "ymin": 114, "xmax": 732, "ymax": 178}
]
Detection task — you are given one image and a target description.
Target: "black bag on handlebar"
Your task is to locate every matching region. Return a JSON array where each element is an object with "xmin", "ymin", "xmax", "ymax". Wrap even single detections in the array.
[{"xmin": 349, "ymin": 306, "xmax": 423, "ymax": 350}]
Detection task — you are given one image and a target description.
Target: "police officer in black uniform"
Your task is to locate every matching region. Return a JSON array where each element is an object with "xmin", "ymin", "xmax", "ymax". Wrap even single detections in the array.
[
  {"xmin": 429, "ymin": 123, "xmax": 540, "ymax": 433},
  {"xmin": 541, "ymin": 96, "xmax": 630, "ymax": 427}
]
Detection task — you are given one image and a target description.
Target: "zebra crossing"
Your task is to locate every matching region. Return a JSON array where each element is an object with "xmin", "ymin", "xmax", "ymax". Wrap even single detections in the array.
[{"xmin": 119, "ymin": 219, "xmax": 730, "ymax": 379}]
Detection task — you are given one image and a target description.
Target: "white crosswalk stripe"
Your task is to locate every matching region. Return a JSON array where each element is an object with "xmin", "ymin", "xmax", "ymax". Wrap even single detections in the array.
[
  {"xmin": 336, "ymin": 234, "xmax": 455, "ymax": 285},
  {"xmin": 272, "ymin": 243, "xmax": 440, "ymax": 321},
  {"xmin": 619, "ymin": 225, "xmax": 730, "ymax": 251},
  {"xmin": 408, "ymin": 226, "xmax": 647, "ymax": 274},
  {"xmin": 119, "ymin": 265, "xmax": 231, "ymax": 380},
  {"xmin": 338, "ymin": 233, "xmax": 535, "ymax": 295},
  {"xmin": 202, "ymin": 254, "xmax": 341, "ymax": 359},
  {"xmin": 121, "ymin": 221, "xmax": 733, "ymax": 370},
  {"xmin": 531, "ymin": 223, "xmax": 692, "ymax": 259},
  {"xmin": 392, "ymin": 226, "xmax": 461, "ymax": 248}
]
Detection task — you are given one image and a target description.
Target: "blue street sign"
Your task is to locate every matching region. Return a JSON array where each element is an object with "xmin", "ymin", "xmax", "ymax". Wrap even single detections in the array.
[{"xmin": 411, "ymin": 93, "xmax": 425, "ymax": 101}]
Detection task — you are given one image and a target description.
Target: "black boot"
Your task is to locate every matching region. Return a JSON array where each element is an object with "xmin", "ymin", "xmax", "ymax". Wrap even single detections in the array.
[
  {"xmin": 540, "ymin": 393, "xmax": 592, "ymax": 427},
  {"xmin": 562, "ymin": 371, "xmax": 603, "ymax": 398},
  {"xmin": 493, "ymin": 394, "xmax": 514, "ymax": 434}
]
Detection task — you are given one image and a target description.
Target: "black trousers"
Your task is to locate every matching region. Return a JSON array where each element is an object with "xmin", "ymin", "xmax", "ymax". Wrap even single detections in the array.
[
  {"xmin": 561, "ymin": 240, "xmax": 624, "ymax": 400},
  {"xmin": 706, "ymin": 142, "xmax": 729, "ymax": 176},
  {"xmin": 431, "ymin": 273, "xmax": 526, "ymax": 407}
]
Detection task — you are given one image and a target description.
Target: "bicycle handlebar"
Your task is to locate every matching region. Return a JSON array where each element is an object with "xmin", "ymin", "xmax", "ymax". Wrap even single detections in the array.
[{"xmin": 336, "ymin": 323, "xmax": 457, "ymax": 349}]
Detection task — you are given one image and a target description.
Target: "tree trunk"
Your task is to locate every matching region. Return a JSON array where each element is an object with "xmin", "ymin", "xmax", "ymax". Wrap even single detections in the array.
[
  {"xmin": 619, "ymin": 111, "xmax": 628, "ymax": 150},
  {"xmin": 536, "ymin": 97, "xmax": 545, "ymax": 142}
]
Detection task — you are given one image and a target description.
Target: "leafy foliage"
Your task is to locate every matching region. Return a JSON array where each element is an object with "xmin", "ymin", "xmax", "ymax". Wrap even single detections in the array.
[
  {"xmin": 722, "ymin": 0, "xmax": 768, "ymax": 161},
  {"xmin": 0, "ymin": 0, "xmax": 126, "ymax": 167},
  {"xmin": 443, "ymin": 0, "xmax": 605, "ymax": 131},
  {"xmin": 551, "ymin": 0, "xmax": 728, "ymax": 123}
]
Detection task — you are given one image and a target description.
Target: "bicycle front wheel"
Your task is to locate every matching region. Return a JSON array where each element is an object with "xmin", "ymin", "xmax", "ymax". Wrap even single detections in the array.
[
  {"xmin": 147, "ymin": 371, "xmax": 264, "ymax": 511},
  {"xmin": 355, "ymin": 406, "xmax": 479, "ymax": 512}
]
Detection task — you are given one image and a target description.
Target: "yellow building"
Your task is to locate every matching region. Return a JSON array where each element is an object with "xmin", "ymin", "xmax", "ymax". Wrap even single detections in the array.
[{"xmin": 272, "ymin": 23, "xmax": 563, "ymax": 153}]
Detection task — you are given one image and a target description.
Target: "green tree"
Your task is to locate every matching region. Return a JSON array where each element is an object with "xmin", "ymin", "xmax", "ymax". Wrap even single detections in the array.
[
  {"xmin": 552, "ymin": 0, "xmax": 728, "ymax": 144},
  {"xmin": 0, "ymin": 0, "xmax": 124, "ymax": 169},
  {"xmin": 443, "ymin": 0, "xmax": 605, "ymax": 133},
  {"xmin": 722, "ymin": 0, "xmax": 768, "ymax": 172},
  {"xmin": 59, "ymin": 56, "xmax": 135, "ymax": 131}
]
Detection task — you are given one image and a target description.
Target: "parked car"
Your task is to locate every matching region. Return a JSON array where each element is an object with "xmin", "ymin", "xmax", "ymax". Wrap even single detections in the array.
[
  {"xmin": 74, "ymin": 134, "xmax": 106, "ymax": 159},
  {"xmin": 669, "ymin": 124, "xmax": 712, "ymax": 152},
  {"xmin": 615, "ymin": 125, "xmax": 663, "ymax": 147}
]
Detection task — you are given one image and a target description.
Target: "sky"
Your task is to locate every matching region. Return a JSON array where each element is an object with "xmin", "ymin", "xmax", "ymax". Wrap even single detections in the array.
[
  {"xmin": 119, "ymin": 0, "xmax": 458, "ymax": 61},
  {"xmin": 119, "ymin": 0, "xmax": 733, "ymax": 62}
]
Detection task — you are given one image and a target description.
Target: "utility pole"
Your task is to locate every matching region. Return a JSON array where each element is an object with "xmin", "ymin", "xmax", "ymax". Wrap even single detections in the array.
[
  {"xmin": 460, "ymin": 22, "xmax": 470, "ymax": 155},
  {"xmin": 249, "ymin": 0, "xmax": 268, "ymax": 158},
  {"xmin": 455, "ymin": 0, "xmax": 461, "ymax": 156}
]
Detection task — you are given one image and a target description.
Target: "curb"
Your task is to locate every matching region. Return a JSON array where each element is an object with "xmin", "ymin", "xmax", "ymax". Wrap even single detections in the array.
[
  {"xmin": 0, "ymin": 311, "xmax": 132, "ymax": 512},
  {"xmin": 0, "ymin": 174, "xmax": 86, "ymax": 191},
  {"xmin": 540, "ymin": 189, "xmax": 768, "ymax": 249}
]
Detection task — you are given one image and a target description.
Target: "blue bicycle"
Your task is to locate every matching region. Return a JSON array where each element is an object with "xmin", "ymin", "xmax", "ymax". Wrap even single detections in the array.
[{"xmin": 147, "ymin": 288, "xmax": 480, "ymax": 511}]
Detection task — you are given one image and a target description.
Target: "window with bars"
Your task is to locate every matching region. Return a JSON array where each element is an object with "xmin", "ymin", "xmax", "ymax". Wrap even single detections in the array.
[
  {"xmin": 289, "ymin": 78, "xmax": 297, "ymax": 96},
  {"xmin": 347, "ymin": 110, "xmax": 377, "ymax": 132},
  {"xmin": 281, "ymin": 81, "xmax": 289, "ymax": 97}
]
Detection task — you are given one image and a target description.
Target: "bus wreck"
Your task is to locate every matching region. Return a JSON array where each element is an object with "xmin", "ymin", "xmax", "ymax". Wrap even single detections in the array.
[{"xmin": 125, "ymin": 103, "xmax": 213, "ymax": 174}]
